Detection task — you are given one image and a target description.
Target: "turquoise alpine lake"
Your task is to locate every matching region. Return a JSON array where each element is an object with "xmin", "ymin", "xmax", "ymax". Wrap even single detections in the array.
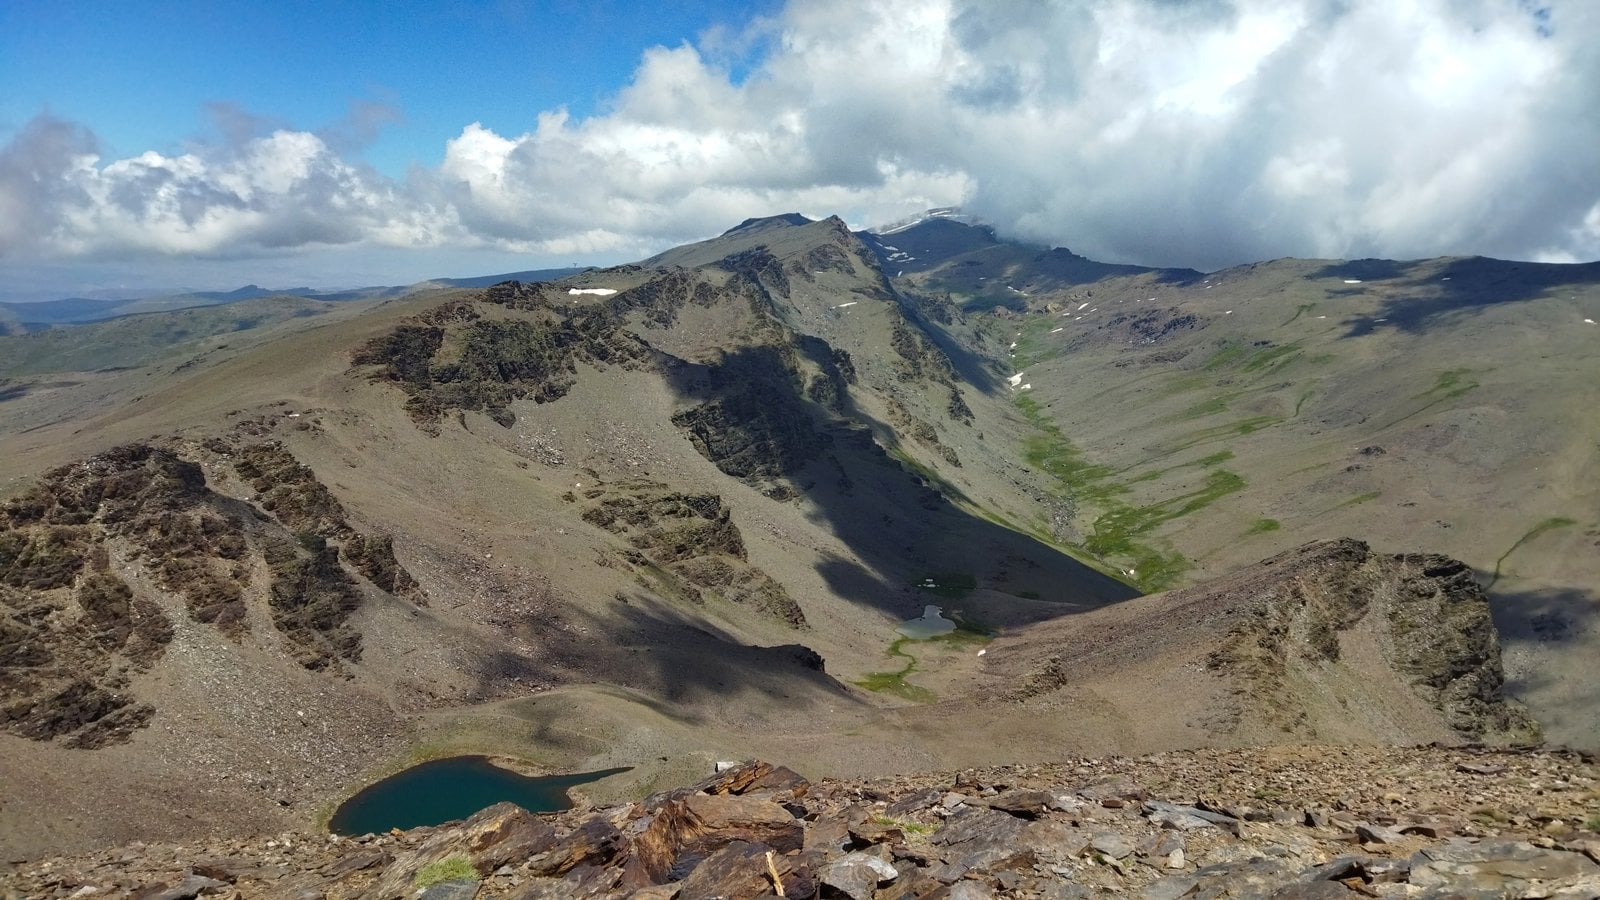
[{"xmin": 328, "ymin": 756, "xmax": 631, "ymax": 836}]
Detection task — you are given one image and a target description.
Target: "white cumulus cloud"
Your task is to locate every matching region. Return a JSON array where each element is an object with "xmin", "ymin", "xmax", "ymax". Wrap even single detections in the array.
[{"xmin": 1, "ymin": 0, "xmax": 1596, "ymax": 275}]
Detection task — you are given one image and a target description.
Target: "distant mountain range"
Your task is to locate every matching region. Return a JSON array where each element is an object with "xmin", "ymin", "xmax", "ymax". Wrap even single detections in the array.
[{"xmin": 0, "ymin": 267, "xmax": 590, "ymax": 331}]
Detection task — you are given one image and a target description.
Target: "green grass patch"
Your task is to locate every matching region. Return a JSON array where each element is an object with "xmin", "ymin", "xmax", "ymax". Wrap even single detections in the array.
[
  {"xmin": 854, "ymin": 637, "xmax": 937, "ymax": 703},
  {"xmin": 1009, "ymin": 315, "xmax": 1068, "ymax": 369},
  {"xmin": 1488, "ymin": 517, "xmax": 1578, "ymax": 589},
  {"xmin": 1293, "ymin": 389, "xmax": 1315, "ymax": 417},
  {"xmin": 1013, "ymin": 395, "xmax": 1248, "ymax": 591},
  {"xmin": 1202, "ymin": 343, "xmax": 1247, "ymax": 370},
  {"xmin": 1380, "ymin": 368, "xmax": 1485, "ymax": 429},
  {"xmin": 868, "ymin": 815, "xmax": 935, "ymax": 835},
  {"xmin": 1083, "ymin": 470, "xmax": 1246, "ymax": 563},
  {"xmin": 1246, "ymin": 518, "xmax": 1281, "ymax": 535},
  {"xmin": 416, "ymin": 856, "xmax": 477, "ymax": 889},
  {"xmin": 1241, "ymin": 342, "xmax": 1303, "ymax": 373},
  {"xmin": 1169, "ymin": 391, "xmax": 1242, "ymax": 422},
  {"xmin": 1016, "ymin": 395, "xmax": 1128, "ymax": 506}
]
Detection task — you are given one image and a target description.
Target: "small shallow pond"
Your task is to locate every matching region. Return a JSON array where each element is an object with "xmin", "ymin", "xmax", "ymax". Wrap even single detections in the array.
[
  {"xmin": 897, "ymin": 604, "xmax": 956, "ymax": 639},
  {"xmin": 328, "ymin": 756, "xmax": 631, "ymax": 836}
]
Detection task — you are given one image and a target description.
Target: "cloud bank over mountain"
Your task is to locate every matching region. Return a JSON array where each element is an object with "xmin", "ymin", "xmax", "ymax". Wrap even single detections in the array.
[{"xmin": 3, "ymin": 0, "xmax": 1596, "ymax": 279}]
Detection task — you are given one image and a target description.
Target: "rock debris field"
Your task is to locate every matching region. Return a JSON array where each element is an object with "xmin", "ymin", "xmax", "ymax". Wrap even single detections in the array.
[{"xmin": 4, "ymin": 745, "xmax": 1599, "ymax": 899}]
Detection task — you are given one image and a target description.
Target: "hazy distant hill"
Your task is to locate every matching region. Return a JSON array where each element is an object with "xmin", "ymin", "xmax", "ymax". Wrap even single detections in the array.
[{"xmin": 0, "ymin": 267, "xmax": 588, "ymax": 330}]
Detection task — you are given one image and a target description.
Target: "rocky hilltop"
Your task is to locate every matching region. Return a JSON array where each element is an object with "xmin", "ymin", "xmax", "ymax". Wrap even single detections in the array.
[
  {"xmin": 976, "ymin": 539, "xmax": 1539, "ymax": 751},
  {"xmin": 5, "ymin": 751, "xmax": 1598, "ymax": 899}
]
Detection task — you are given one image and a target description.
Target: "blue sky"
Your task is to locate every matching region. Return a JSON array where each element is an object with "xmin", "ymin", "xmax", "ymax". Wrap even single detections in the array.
[
  {"xmin": 1, "ymin": 1, "xmax": 777, "ymax": 176},
  {"xmin": 1, "ymin": 0, "xmax": 1596, "ymax": 300}
]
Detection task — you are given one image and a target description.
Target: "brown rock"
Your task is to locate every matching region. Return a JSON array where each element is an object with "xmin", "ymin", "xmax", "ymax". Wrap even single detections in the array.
[
  {"xmin": 370, "ymin": 803, "xmax": 557, "ymax": 899},
  {"xmin": 619, "ymin": 789, "xmax": 803, "ymax": 887},
  {"xmin": 524, "ymin": 818, "xmax": 623, "ymax": 877}
]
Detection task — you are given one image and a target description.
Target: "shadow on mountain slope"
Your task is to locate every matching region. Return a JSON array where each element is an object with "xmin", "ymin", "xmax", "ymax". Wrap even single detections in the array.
[
  {"xmin": 660, "ymin": 341, "xmax": 1139, "ymax": 630},
  {"xmin": 502, "ymin": 589, "xmax": 853, "ymax": 709},
  {"xmin": 1328, "ymin": 257, "xmax": 1600, "ymax": 337},
  {"xmin": 1481, "ymin": 574, "xmax": 1599, "ymax": 747}
]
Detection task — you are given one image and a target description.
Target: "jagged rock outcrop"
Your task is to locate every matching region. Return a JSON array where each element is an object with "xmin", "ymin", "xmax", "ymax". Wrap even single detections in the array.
[
  {"xmin": 1203, "ymin": 539, "xmax": 1538, "ymax": 742},
  {"xmin": 577, "ymin": 479, "xmax": 805, "ymax": 627},
  {"xmin": 994, "ymin": 539, "xmax": 1537, "ymax": 749},
  {"xmin": 351, "ymin": 283, "xmax": 654, "ymax": 430},
  {"xmin": 0, "ymin": 441, "xmax": 425, "ymax": 745},
  {"xmin": 5, "ymin": 748, "xmax": 1597, "ymax": 898}
]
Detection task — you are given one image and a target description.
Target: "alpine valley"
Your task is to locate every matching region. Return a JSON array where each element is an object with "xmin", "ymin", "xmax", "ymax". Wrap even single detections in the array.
[{"xmin": 1, "ymin": 212, "xmax": 1597, "ymax": 896}]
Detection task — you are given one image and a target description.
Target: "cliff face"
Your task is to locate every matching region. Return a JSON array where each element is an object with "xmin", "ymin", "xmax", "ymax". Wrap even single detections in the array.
[
  {"xmin": 1203, "ymin": 538, "xmax": 1538, "ymax": 743},
  {"xmin": 985, "ymin": 539, "xmax": 1537, "ymax": 750}
]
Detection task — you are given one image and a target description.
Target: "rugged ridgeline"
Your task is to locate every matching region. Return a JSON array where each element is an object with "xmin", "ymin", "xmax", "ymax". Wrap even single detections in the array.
[
  {"xmin": 5, "ymin": 753, "xmax": 1599, "ymax": 899},
  {"xmin": 0, "ymin": 211, "xmax": 1580, "ymax": 865},
  {"xmin": 980, "ymin": 539, "xmax": 1539, "ymax": 750}
]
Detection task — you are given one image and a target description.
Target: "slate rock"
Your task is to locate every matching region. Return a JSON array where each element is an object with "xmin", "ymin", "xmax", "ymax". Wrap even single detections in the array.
[
  {"xmin": 673, "ymin": 840, "xmax": 801, "ymax": 899},
  {"xmin": 370, "ymin": 802, "xmax": 556, "ymax": 898},
  {"xmin": 142, "ymin": 873, "xmax": 232, "ymax": 900},
  {"xmin": 820, "ymin": 850, "xmax": 899, "ymax": 900},
  {"xmin": 525, "ymin": 818, "xmax": 623, "ymax": 877},
  {"xmin": 417, "ymin": 880, "xmax": 479, "ymax": 900},
  {"xmin": 1089, "ymin": 832, "xmax": 1135, "ymax": 860},
  {"xmin": 933, "ymin": 807, "xmax": 1028, "ymax": 849},
  {"xmin": 1409, "ymin": 840, "xmax": 1600, "ymax": 891},
  {"xmin": 1355, "ymin": 823, "xmax": 1404, "ymax": 845},
  {"xmin": 620, "ymin": 789, "xmax": 803, "ymax": 886},
  {"xmin": 320, "ymin": 847, "xmax": 390, "ymax": 879},
  {"xmin": 886, "ymin": 787, "xmax": 943, "ymax": 818},
  {"xmin": 1018, "ymin": 820, "xmax": 1091, "ymax": 863},
  {"xmin": 984, "ymin": 789, "xmax": 1067, "ymax": 818},
  {"xmin": 1144, "ymin": 800, "xmax": 1243, "ymax": 837}
]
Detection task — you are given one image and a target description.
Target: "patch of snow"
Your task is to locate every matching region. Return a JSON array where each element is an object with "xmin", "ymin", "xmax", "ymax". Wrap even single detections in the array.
[
  {"xmin": 1019, "ymin": 383, "xmax": 1032, "ymax": 390},
  {"xmin": 1225, "ymin": 310, "xmax": 1233, "ymax": 315},
  {"xmin": 833, "ymin": 301, "xmax": 858, "ymax": 309},
  {"xmin": 1343, "ymin": 279, "xmax": 1362, "ymax": 284},
  {"xmin": 1078, "ymin": 302, "xmax": 1089, "ymax": 310},
  {"xmin": 568, "ymin": 287, "xmax": 618, "ymax": 296},
  {"xmin": 1007, "ymin": 373, "xmax": 1024, "ymax": 386},
  {"xmin": 1585, "ymin": 318, "xmax": 1596, "ymax": 324},
  {"xmin": 1317, "ymin": 315, "xmax": 1327, "ymax": 319},
  {"xmin": 1050, "ymin": 327, "xmax": 1063, "ymax": 334}
]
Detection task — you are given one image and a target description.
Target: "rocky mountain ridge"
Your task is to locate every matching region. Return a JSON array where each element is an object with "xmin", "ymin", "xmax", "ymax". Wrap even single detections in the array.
[{"xmin": 0, "ymin": 210, "xmax": 1589, "ymax": 866}]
